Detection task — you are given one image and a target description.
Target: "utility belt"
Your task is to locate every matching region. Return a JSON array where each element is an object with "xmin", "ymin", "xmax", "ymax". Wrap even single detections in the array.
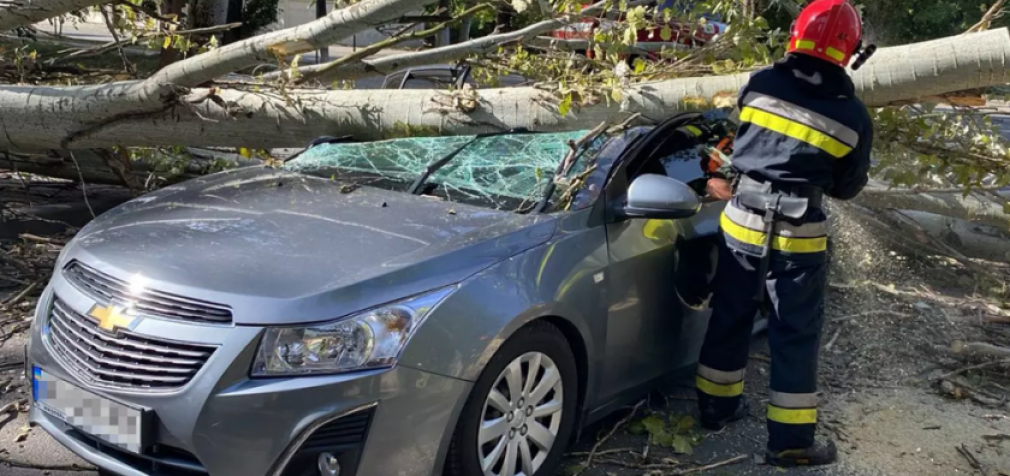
[
  {"xmin": 728, "ymin": 176, "xmax": 825, "ymax": 302},
  {"xmin": 733, "ymin": 175, "xmax": 823, "ymax": 210}
]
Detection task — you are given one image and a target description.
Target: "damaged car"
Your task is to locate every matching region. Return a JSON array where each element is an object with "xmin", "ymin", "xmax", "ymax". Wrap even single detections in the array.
[{"xmin": 26, "ymin": 111, "xmax": 750, "ymax": 476}]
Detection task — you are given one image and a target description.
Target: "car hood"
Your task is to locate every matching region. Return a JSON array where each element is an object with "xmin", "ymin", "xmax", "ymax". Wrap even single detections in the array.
[{"xmin": 60, "ymin": 167, "xmax": 556, "ymax": 325}]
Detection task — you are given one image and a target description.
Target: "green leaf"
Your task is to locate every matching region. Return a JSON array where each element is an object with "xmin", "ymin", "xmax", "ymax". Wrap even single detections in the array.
[
  {"xmin": 633, "ymin": 58, "xmax": 646, "ymax": 74},
  {"xmin": 623, "ymin": 27, "xmax": 637, "ymax": 45},
  {"xmin": 674, "ymin": 415, "xmax": 695, "ymax": 433},
  {"xmin": 558, "ymin": 94, "xmax": 573, "ymax": 117},
  {"xmin": 562, "ymin": 463, "xmax": 585, "ymax": 476},
  {"xmin": 641, "ymin": 415, "xmax": 666, "ymax": 434},
  {"xmin": 672, "ymin": 435, "xmax": 694, "ymax": 455},
  {"xmin": 627, "ymin": 419, "xmax": 646, "ymax": 435},
  {"xmin": 660, "ymin": 25, "xmax": 673, "ymax": 41},
  {"xmin": 651, "ymin": 428, "xmax": 675, "ymax": 447}
]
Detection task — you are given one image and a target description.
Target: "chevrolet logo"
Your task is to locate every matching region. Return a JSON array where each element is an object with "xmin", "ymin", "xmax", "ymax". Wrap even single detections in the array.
[{"xmin": 87, "ymin": 302, "xmax": 140, "ymax": 333}]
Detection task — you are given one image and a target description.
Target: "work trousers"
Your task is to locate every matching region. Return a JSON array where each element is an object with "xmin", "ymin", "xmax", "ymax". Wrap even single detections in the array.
[{"xmin": 696, "ymin": 200, "xmax": 829, "ymax": 451}]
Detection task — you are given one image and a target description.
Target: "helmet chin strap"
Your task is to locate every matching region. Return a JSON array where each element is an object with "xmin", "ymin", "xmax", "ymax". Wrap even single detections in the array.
[{"xmin": 850, "ymin": 41, "xmax": 877, "ymax": 71}]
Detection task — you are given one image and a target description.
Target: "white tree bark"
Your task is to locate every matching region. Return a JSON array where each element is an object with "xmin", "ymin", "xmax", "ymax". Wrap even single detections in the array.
[
  {"xmin": 0, "ymin": 0, "xmax": 106, "ymax": 31},
  {"xmin": 2, "ymin": 28, "xmax": 1009, "ymax": 151}
]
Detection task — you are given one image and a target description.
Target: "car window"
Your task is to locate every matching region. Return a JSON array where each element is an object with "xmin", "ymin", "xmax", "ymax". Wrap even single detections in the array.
[
  {"xmin": 284, "ymin": 130, "xmax": 611, "ymax": 212},
  {"xmin": 387, "ymin": 69, "xmax": 460, "ymax": 89}
]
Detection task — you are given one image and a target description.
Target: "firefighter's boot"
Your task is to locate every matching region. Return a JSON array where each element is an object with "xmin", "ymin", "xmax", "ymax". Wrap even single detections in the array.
[
  {"xmin": 700, "ymin": 395, "xmax": 750, "ymax": 431},
  {"xmin": 766, "ymin": 439, "xmax": 838, "ymax": 467}
]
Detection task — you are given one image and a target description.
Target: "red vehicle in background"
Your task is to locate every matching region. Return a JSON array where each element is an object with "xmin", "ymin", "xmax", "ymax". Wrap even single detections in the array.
[{"xmin": 547, "ymin": 1, "xmax": 728, "ymax": 61}]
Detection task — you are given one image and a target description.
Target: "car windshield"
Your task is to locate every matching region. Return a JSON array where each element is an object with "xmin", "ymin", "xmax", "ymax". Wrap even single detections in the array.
[{"xmin": 284, "ymin": 130, "xmax": 608, "ymax": 212}]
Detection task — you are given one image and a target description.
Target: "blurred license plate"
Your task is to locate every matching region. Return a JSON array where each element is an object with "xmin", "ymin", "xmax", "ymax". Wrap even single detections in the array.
[{"xmin": 33, "ymin": 367, "xmax": 147, "ymax": 453}]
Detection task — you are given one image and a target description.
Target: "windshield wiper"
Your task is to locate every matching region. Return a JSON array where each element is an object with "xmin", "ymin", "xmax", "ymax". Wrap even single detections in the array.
[{"xmin": 406, "ymin": 128, "xmax": 534, "ymax": 195}]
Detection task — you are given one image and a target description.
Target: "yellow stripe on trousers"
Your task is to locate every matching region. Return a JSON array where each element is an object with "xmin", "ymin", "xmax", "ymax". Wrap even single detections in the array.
[
  {"xmin": 767, "ymin": 405, "xmax": 818, "ymax": 425},
  {"xmin": 739, "ymin": 107, "xmax": 853, "ymax": 158},
  {"xmin": 696, "ymin": 376, "xmax": 744, "ymax": 397},
  {"xmin": 720, "ymin": 212, "xmax": 828, "ymax": 253}
]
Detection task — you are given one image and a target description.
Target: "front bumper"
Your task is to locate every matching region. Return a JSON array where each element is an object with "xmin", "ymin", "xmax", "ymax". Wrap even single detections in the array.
[{"xmin": 27, "ymin": 275, "xmax": 472, "ymax": 476}]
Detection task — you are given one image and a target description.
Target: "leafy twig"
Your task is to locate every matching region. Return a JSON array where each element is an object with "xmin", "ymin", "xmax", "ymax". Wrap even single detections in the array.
[
  {"xmin": 100, "ymin": 5, "xmax": 134, "ymax": 75},
  {"xmin": 295, "ymin": 3, "xmax": 493, "ymax": 84},
  {"xmin": 931, "ymin": 359, "xmax": 1010, "ymax": 382},
  {"xmin": 580, "ymin": 399, "xmax": 646, "ymax": 473},
  {"xmin": 956, "ymin": 444, "xmax": 988, "ymax": 476},
  {"xmin": 0, "ymin": 455, "xmax": 94, "ymax": 472},
  {"xmin": 567, "ymin": 447, "xmax": 640, "ymax": 457},
  {"xmin": 678, "ymin": 454, "xmax": 748, "ymax": 475},
  {"xmin": 66, "ymin": 151, "xmax": 95, "ymax": 219},
  {"xmin": 0, "ymin": 281, "xmax": 38, "ymax": 309}
]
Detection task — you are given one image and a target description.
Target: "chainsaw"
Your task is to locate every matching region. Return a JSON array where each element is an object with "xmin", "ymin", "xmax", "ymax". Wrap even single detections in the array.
[{"xmin": 696, "ymin": 107, "xmax": 739, "ymax": 180}]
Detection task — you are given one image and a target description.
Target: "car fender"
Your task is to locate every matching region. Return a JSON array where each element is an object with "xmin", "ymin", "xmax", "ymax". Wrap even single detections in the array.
[{"xmin": 398, "ymin": 234, "xmax": 605, "ymax": 385}]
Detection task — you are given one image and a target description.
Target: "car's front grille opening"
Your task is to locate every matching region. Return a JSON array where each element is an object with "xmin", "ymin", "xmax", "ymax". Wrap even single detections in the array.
[
  {"xmin": 46, "ymin": 297, "xmax": 215, "ymax": 390},
  {"xmin": 63, "ymin": 260, "xmax": 233, "ymax": 325},
  {"xmin": 66, "ymin": 428, "xmax": 208, "ymax": 476},
  {"xmin": 280, "ymin": 408, "xmax": 375, "ymax": 476}
]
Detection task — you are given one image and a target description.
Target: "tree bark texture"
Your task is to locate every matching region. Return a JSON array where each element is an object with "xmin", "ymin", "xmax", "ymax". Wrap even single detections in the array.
[{"xmin": 2, "ymin": 28, "xmax": 1010, "ymax": 151}]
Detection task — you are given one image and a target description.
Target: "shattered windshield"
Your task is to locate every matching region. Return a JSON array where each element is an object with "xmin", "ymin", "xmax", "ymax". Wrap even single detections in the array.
[{"xmin": 284, "ymin": 130, "xmax": 607, "ymax": 211}]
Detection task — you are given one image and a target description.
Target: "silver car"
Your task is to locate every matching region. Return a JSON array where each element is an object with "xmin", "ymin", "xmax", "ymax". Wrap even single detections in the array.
[{"xmin": 26, "ymin": 112, "xmax": 734, "ymax": 476}]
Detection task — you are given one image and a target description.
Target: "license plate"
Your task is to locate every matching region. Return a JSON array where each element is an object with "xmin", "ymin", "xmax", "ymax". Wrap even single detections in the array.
[{"xmin": 32, "ymin": 367, "xmax": 149, "ymax": 453}]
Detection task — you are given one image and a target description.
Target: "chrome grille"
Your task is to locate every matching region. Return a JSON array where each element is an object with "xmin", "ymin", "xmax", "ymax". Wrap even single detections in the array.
[
  {"xmin": 46, "ymin": 298, "xmax": 214, "ymax": 390},
  {"xmin": 63, "ymin": 261, "xmax": 232, "ymax": 324}
]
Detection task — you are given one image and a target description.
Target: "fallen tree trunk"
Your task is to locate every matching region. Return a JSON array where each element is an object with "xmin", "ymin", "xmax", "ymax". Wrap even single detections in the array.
[
  {"xmin": 3, "ymin": 149, "xmax": 260, "ymax": 186},
  {"xmin": 0, "ymin": 0, "xmax": 107, "ymax": 32},
  {"xmin": 3, "ymin": 28, "xmax": 1010, "ymax": 151}
]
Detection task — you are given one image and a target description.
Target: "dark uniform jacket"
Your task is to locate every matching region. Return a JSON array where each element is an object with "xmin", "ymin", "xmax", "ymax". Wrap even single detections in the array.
[{"xmin": 730, "ymin": 53, "xmax": 874, "ymax": 201}]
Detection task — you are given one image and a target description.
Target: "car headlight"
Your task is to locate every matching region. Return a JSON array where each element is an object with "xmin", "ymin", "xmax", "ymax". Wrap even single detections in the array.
[{"xmin": 251, "ymin": 287, "xmax": 454, "ymax": 377}]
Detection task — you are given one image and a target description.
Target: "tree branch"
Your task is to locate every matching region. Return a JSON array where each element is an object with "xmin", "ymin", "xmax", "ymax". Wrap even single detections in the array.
[
  {"xmin": 966, "ymin": 0, "xmax": 1008, "ymax": 33},
  {"xmin": 294, "ymin": 3, "xmax": 493, "ymax": 85},
  {"xmin": 100, "ymin": 4, "xmax": 135, "ymax": 76},
  {"xmin": 52, "ymin": 23, "xmax": 243, "ymax": 63},
  {"xmin": 277, "ymin": 0, "xmax": 615, "ymax": 82},
  {"xmin": 147, "ymin": 0, "xmax": 437, "ymax": 88}
]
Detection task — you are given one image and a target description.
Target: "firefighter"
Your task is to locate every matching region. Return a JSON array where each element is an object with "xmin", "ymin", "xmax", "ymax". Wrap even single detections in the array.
[{"xmin": 694, "ymin": 0, "xmax": 875, "ymax": 467}]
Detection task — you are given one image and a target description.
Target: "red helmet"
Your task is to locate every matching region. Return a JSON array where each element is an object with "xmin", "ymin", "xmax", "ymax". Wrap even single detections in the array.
[{"xmin": 787, "ymin": 0, "xmax": 863, "ymax": 68}]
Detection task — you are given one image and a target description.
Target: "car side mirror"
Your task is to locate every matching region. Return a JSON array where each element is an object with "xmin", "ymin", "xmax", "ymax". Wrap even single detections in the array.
[{"xmin": 616, "ymin": 174, "xmax": 701, "ymax": 220}]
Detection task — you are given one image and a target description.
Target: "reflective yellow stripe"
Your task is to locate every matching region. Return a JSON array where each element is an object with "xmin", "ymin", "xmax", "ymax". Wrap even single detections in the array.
[
  {"xmin": 739, "ymin": 107, "xmax": 853, "ymax": 158},
  {"xmin": 767, "ymin": 405, "xmax": 818, "ymax": 425},
  {"xmin": 696, "ymin": 376, "xmax": 744, "ymax": 397},
  {"xmin": 825, "ymin": 47, "xmax": 846, "ymax": 62},
  {"xmin": 720, "ymin": 212, "xmax": 827, "ymax": 253},
  {"xmin": 741, "ymin": 92, "xmax": 859, "ymax": 148},
  {"xmin": 724, "ymin": 203, "xmax": 827, "ymax": 238},
  {"xmin": 796, "ymin": 39, "xmax": 816, "ymax": 51},
  {"xmin": 685, "ymin": 125, "xmax": 704, "ymax": 136}
]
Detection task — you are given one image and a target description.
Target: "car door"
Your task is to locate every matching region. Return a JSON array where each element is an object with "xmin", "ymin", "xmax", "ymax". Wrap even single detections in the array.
[{"xmin": 597, "ymin": 116, "xmax": 723, "ymax": 400}]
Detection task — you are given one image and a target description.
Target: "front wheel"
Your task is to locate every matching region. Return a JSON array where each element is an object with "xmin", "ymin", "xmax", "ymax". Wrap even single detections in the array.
[{"xmin": 444, "ymin": 321, "xmax": 579, "ymax": 476}]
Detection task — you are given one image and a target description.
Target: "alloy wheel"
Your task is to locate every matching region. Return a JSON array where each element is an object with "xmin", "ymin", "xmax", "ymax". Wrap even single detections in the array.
[{"xmin": 477, "ymin": 351, "xmax": 564, "ymax": 476}]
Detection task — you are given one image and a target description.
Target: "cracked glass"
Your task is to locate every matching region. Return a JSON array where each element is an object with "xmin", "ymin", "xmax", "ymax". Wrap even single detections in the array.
[{"xmin": 285, "ymin": 130, "xmax": 609, "ymax": 211}]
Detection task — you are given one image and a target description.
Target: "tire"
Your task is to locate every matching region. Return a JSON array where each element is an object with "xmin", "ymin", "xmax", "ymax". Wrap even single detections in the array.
[{"xmin": 444, "ymin": 320, "xmax": 579, "ymax": 476}]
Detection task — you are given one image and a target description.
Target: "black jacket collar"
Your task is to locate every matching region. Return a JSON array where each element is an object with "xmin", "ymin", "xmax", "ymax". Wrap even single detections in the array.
[{"xmin": 773, "ymin": 53, "xmax": 856, "ymax": 100}]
